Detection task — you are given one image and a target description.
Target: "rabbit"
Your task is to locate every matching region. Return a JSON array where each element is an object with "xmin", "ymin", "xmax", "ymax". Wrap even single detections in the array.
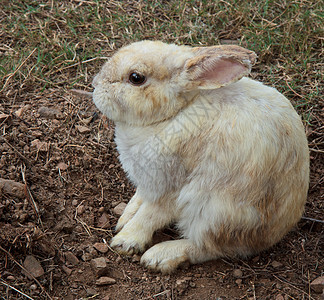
[{"xmin": 92, "ymin": 40, "xmax": 309, "ymax": 274}]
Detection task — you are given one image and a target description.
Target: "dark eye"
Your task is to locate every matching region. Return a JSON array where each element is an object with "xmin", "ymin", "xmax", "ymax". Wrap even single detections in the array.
[{"xmin": 129, "ymin": 72, "xmax": 146, "ymax": 85}]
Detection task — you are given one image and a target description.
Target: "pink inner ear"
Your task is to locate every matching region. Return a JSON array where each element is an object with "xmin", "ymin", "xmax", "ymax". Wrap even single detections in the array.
[{"xmin": 198, "ymin": 58, "xmax": 247, "ymax": 86}]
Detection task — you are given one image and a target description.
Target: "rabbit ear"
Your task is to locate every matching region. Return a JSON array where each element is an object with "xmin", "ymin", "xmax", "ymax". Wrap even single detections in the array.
[{"xmin": 185, "ymin": 45, "xmax": 257, "ymax": 90}]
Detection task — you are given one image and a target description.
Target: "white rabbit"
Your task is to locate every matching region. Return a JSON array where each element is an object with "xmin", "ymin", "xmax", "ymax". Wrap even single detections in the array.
[{"xmin": 92, "ymin": 41, "xmax": 309, "ymax": 273}]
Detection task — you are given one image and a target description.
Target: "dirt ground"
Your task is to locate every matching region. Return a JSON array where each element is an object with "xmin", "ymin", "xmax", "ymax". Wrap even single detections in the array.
[{"xmin": 0, "ymin": 85, "xmax": 323, "ymax": 300}]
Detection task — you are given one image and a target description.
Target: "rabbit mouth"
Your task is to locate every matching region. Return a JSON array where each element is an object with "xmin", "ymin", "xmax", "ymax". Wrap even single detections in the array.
[{"xmin": 93, "ymin": 87, "xmax": 127, "ymax": 121}]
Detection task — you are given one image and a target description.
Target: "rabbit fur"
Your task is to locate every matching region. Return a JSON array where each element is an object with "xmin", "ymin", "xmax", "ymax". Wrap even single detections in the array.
[{"xmin": 92, "ymin": 41, "xmax": 309, "ymax": 273}]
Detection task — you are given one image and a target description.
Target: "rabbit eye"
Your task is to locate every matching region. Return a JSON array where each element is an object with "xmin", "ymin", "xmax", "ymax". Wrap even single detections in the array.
[{"xmin": 129, "ymin": 72, "xmax": 146, "ymax": 85}]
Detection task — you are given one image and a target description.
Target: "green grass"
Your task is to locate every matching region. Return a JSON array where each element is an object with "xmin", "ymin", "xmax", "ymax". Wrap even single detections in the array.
[{"xmin": 0, "ymin": 0, "xmax": 322, "ymax": 122}]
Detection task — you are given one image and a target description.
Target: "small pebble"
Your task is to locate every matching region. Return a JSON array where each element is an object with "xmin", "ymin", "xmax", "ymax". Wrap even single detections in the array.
[
  {"xmin": 77, "ymin": 205, "xmax": 85, "ymax": 214},
  {"xmin": 86, "ymin": 288, "xmax": 97, "ymax": 296},
  {"xmin": 23, "ymin": 255, "xmax": 44, "ymax": 279},
  {"xmin": 271, "ymin": 260, "xmax": 283, "ymax": 268},
  {"xmin": 96, "ymin": 277, "xmax": 116, "ymax": 286},
  {"xmin": 38, "ymin": 106, "xmax": 61, "ymax": 119},
  {"xmin": 93, "ymin": 242, "xmax": 109, "ymax": 254},
  {"xmin": 233, "ymin": 269, "xmax": 243, "ymax": 278},
  {"xmin": 113, "ymin": 202, "xmax": 127, "ymax": 216},
  {"xmin": 64, "ymin": 251, "xmax": 79, "ymax": 266},
  {"xmin": 76, "ymin": 125, "xmax": 91, "ymax": 134},
  {"xmin": 57, "ymin": 162, "xmax": 68, "ymax": 170},
  {"xmin": 252, "ymin": 256, "xmax": 259, "ymax": 263},
  {"xmin": 97, "ymin": 213, "xmax": 110, "ymax": 229},
  {"xmin": 310, "ymin": 276, "xmax": 324, "ymax": 294},
  {"xmin": 90, "ymin": 257, "xmax": 109, "ymax": 277},
  {"xmin": 62, "ymin": 265, "xmax": 72, "ymax": 276}
]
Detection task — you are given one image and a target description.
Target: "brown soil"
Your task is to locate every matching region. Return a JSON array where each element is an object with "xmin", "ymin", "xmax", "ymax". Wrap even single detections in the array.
[{"xmin": 0, "ymin": 88, "xmax": 323, "ymax": 300}]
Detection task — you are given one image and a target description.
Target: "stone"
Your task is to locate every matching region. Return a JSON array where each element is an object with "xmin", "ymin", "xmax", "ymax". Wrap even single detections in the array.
[
  {"xmin": 57, "ymin": 162, "xmax": 68, "ymax": 170},
  {"xmin": 252, "ymin": 256, "xmax": 259, "ymax": 263},
  {"xmin": 23, "ymin": 255, "xmax": 44, "ymax": 279},
  {"xmin": 233, "ymin": 269, "xmax": 243, "ymax": 278},
  {"xmin": 93, "ymin": 242, "xmax": 109, "ymax": 254},
  {"xmin": 95, "ymin": 277, "xmax": 116, "ymax": 286},
  {"xmin": 310, "ymin": 276, "xmax": 324, "ymax": 294},
  {"xmin": 64, "ymin": 251, "xmax": 79, "ymax": 266},
  {"xmin": 15, "ymin": 105, "xmax": 30, "ymax": 118},
  {"xmin": 62, "ymin": 265, "xmax": 72, "ymax": 276},
  {"xmin": 56, "ymin": 217, "xmax": 74, "ymax": 233},
  {"xmin": 86, "ymin": 288, "xmax": 97, "ymax": 296},
  {"xmin": 76, "ymin": 125, "xmax": 91, "ymax": 134},
  {"xmin": 0, "ymin": 178, "xmax": 25, "ymax": 199},
  {"xmin": 113, "ymin": 202, "xmax": 127, "ymax": 216},
  {"xmin": 31, "ymin": 139, "xmax": 49, "ymax": 152},
  {"xmin": 38, "ymin": 106, "xmax": 61, "ymax": 119},
  {"xmin": 271, "ymin": 261, "xmax": 283, "ymax": 268},
  {"xmin": 90, "ymin": 257, "xmax": 109, "ymax": 277},
  {"xmin": 77, "ymin": 205, "xmax": 85, "ymax": 215},
  {"xmin": 81, "ymin": 252, "xmax": 93, "ymax": 262},
  {"xmin": 87, "ymin": 245, "xmax": 97, "ymax": 256},
  {"xmin": 97, "ymin": 213, "xmax": 110, "ymax": 229}
]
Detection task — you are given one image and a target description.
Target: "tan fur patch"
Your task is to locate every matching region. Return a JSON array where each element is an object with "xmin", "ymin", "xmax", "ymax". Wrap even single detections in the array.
[
  {"xmin": 156, "ymin": 66, "xmax": 171, "ymax": 81},
  {"xmin": 192, "ymin": 45, "xmax": 257, "ymax": 65},
  {"xmin": 202, "ymin": 223, "xmax": 272, "ymax": 257}
]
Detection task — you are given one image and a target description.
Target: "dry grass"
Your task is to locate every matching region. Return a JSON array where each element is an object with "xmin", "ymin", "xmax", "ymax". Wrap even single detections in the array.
[{"xmin": 1, "ymin": 0, "xmax": 322, "ymax": 146}]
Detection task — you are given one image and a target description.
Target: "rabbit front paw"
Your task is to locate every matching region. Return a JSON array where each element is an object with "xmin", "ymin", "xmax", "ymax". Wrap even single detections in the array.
[
  {"xmin": 115, "ymin": 194, "xmax": 143, "ymax": 232},
  {"xmin": 140, "ymin": 240, "xmax": 192, "ymax": 274},
  {"xmin": 110, "ymin": 228, "xmax": 149, "ymax": 255}
]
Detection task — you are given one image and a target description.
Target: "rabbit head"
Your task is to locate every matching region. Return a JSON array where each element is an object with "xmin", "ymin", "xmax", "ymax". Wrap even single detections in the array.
[{"xmin": 92, "ymin": 41, "xmax": 257, "ymax": 126}]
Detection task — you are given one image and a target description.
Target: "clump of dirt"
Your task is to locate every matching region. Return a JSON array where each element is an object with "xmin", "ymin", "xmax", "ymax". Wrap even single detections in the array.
[{"xmin": 0, "ymin": 89, "xmax": 323, "ymax": 299}]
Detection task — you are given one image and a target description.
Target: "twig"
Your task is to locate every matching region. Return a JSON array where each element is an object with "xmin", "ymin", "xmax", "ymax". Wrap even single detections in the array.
[
  {"xmin": 284, "ymin": 78, "xmax": 303, "ymax": 98},
  {"xmin": 272, "ymin": 274, "xmax": 315, "ymax": 300},
  {"xmin": 301, "ymin": 216, "xmax": 324, "ymax": 224},
  {"xmin": 0, "ymin": 136, "xmax": 30, "ymax": 166},
  {"xmin": 103, "ymin": 238, "xmax": 121, "ymax": 257},
  {"xmin": 70, "ymin": 89, "xmax": 93, "ymax": 98},
  {"xmin": 74, "ymin": 206, "xmax": 92, "ymax": 236},
  {"xmin": 75, "ymin": 216, "xmax": 92, "ymax": 236},
  {"xmin": 309, "ymin": 148, "xmax": 324, "ymax": 154},
  {"xmin": 0, "ymin": 280, "xmax": 35, "ymax": 300},
  {"xmin": 54, "ymin": 56, "xmax": 108, "ymax": 73},
  {"xmin": 21, "ymin": 165, "xmax": 44, "ymax": 229},
  {"xmin": 1, "ymin": 48, "xmax": 37, "ymax": 92},
  {"xmin": 0, "ymin": 245, "xmax": 53, "ymax": 300},
  {"xmin": 152, "ymin": 290, "xmax": 171, "ymax": 298}
]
